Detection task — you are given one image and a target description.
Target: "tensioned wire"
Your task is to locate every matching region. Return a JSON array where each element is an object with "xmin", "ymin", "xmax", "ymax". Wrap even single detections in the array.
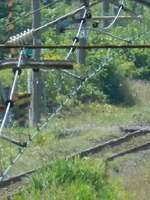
[
  {"xmin": 0, "ymin": 1, "xmax": 59, "ymax": 29},
  {"xmin": 1, "ymin": 29, "xmax": 150, "ymax": 182},
  {"xmin": 101, "ymin": 4, "xmax": 123, "ymax": 30},
  {"xmin": 0, "ymin": 5, "xmax": 89, "ymax": 181},
  {"xmin": 0, "ymin": 49, "xmax": 24, "ymax": 136},
  {"xmin": 65, "ymin": 8, "xmax": 88, "ymax": 60},
  {"xmin": 60, "ymin": 7, "xmax": 88, "ymax": 80},
  {"xmin": 66, "ymin": 27, "xmax": 130, "ymax": 43}
]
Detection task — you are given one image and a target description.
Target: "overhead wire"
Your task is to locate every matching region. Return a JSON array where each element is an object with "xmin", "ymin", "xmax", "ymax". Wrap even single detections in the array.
[
  {"xmin": 1, "ymin": 29, "xmax": 150, "ymax": 182},
  {"xmin": 66, "ymin": 27, "xmax": 130, "ymax": 42},
  {"xmin": 5, "ymin": 1, "xmax": 99, "ymax": 45},
  {"xmin": 101, "ymin": 4, "xmax": 123, "ymax": 30},
  {"xmin": 65, "ymin": 9, "xmax": 88, "ymax": 59},
  {"xmin": 0, "ymin": 49, "xmax": 24, "ymax": 136},
  {"xmin": 0, "ymin": 1, "xmax": 150, "ymax": 181},
  {"xmin": 50, "ymin": 6, "xmax": 89, "ymax": 80},
  {"xmin": 0, "ymin": 1, "xmax": 59, "ymax": 30},
  {"xmin": 3, "ymin": 44, "xmax": 150, "ymax": 49}
]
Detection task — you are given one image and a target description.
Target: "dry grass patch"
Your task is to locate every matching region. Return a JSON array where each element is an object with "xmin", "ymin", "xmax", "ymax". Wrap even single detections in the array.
[{"xmin": 130, "ymin": 80, "xmax": 150, "ymax": 105}]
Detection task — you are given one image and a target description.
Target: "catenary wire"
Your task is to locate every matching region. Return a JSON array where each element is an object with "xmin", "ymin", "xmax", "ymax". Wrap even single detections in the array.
[
  {"xmin": 0, "ymin": 1, "xmax": 59, "ymax": 29},
  {"xmin": 0, "ymin": 49, "xmax": 24, "ymax": 136},
  {"xmin": 101, "ymin": 4, "xmax": 123, "ymax": 30},
  {"xmin": 1, "ymin": 29, "xmax": 150, "ymax": 182}
]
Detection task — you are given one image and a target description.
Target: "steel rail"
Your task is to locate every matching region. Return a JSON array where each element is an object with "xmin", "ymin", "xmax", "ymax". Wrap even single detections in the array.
[{"xmin": 1, "ymin": 126, "xmax": 150, "ymax": 189}]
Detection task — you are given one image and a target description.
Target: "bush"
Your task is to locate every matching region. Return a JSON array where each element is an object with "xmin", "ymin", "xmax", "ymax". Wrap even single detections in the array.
[
  {"xmin": 12, "ymin": 157, "xmax": 135, "ymax": 200},
  {"xmin": 99, "ymin": 63, "xmax": 135, "ymax": 106}
]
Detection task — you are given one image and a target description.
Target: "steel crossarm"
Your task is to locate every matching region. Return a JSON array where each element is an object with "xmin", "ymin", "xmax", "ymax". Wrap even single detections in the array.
[
  {"xmin": 0, "ymin": 134, "xmax": 27, "ymax": 147},
  {"xmin": 0, "ymin": 60, "xmax": 73, "ymax": 70}
]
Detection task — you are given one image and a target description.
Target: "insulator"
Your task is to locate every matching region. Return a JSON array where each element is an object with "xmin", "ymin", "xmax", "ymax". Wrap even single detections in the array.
[
  {"xmin": 5, "ymin": 29, "xmax": 34, "ymax": 45},
  {"xmin": 12, "ymin": 67, "xmax": 22, "ymax": 75},
  {"xmin": 93, "ymin": 22, "xmax": 99, "ymax": 28},
  {"xmin": 71, "ymin": 46, "xmax": 76, "ymax": 52},
  {"xmin": 73, "ymin": 37, "xmax": 79, "ymax": 43},
  {"xmin": 86, "ymin": 12, "xmax": 92, "ymax": 19},
  {"xmin": 5, "ymin": 100, "xmax": 14, "ymax": 108}
]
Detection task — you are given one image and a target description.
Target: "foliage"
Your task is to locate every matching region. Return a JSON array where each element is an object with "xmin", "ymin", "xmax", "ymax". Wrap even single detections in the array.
[
  {"xmin": 0, "ymin": 1, "xmax": 150, "ymax": 109},
  {"xmin": 98, "ymin": 63, "xmax": 135, "ymax": 105},
  {"xmin": 12, "ymin": 157, "xmax": 134, "ymax": 200},
  {"xmin": 76, "ymin": 83, "xmax": 107, "ymax": 103}
]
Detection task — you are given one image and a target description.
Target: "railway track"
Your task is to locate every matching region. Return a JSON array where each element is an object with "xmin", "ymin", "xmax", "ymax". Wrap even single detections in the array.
[{"xmin": 0, "ymin": 126, "xmax": 150, "ymax": 198}]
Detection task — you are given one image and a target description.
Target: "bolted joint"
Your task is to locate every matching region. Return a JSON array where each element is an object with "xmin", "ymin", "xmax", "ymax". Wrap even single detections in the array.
[
  {"xmin": 71, "ymin": 46, "xmax": 76, "ymax": 52},
  {"xmin": 93, "ymin": 22, "xmax": 99, "ymax": 28},
  {"xmin": 86, "ymin": 12, "xmax": 92, "ymax": 19},
  {"xmin": 73, "ymin": 37, "xmax": 79, "ymax": 43},
  {"xmin": 12, "ymin": 67, "xmax": 22, "ymax": 75},
  {"xmin": 80, "ymin": 18, "xmax": 86, "ymax": 24},
  {"xmin": 33, "ymin": 68, "xmax": 40, "ymax": 72},
  {"xmin": 5, "ymin": 99, "xmax": 14, "ymax": 108}
]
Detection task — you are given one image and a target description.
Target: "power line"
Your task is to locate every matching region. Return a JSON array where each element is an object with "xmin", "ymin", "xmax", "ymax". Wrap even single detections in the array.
[
  {"xmin": 2, "ymin": 44, "xmax": 150, "ymax": 49},
  {"xmin": 102, "ymin": 4, "xmax": 123, "ymax": 30},
  {"xmin": 0, "ymin": 1, "xmax": 59, "ymax": 29},
  {"xmin": 5, "ymin": 1, "xmax": 99, "ymax": 45},
  {"xmin": 1, "ymin": 28, "xmax": 150, "ymax": 183},
  {"xmin": 67, "ymin": 27, "xmax": 130, "ymax": 42}
]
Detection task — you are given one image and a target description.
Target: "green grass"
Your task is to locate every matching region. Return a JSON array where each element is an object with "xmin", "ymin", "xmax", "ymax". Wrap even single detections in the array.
[
  {"xmin": 2, "ymin": 102, "xmax": 150, "ymax": 176},
  {"xmin": 10, "ymin": 157, "xmax": 135, "ymax": 200},
  {"xmin": 2, "ymin": 80, "xmax": 150, "ymax": 198}
]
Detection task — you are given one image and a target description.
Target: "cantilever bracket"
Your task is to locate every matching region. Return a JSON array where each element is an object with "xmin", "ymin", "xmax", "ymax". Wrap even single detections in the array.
[
  {"xmin": 0, "ymin": 59, "xmax": 73, "ymax": 70},
  {"xmin": 0, "ymin": 134, "xmax": 27, "ymax": 147}
]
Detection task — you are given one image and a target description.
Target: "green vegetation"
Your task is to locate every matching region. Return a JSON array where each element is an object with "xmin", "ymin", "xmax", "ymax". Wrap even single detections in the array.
[
  {"xmin": 0, "ymin": 1, "xmax": 150, "ymax": 111},
  {"xmin": 11, "ymin": 157, "xmax": 135, "ymax": 200},
  {"xmin": 1, "ymin": 1, "xmax": 150, "ymax": 200}
]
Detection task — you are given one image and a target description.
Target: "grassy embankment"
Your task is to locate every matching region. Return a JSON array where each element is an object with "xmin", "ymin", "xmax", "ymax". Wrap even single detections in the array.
[{"xmin": 2, "ymin": 80, "xmax": 150, "ymax": 200}]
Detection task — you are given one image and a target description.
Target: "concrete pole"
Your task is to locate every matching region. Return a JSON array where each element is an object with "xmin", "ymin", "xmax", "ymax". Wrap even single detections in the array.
[
  {"xmin": 31, "ymin": 0, "xmax": 41, "ymax": 125},
  {"xmin": 103, "ymin": 0, "xmax": 110, "ymax": 27},
  {"xmin": 78, "ymin": 0, "xmax": 87, "ymax": 66}
]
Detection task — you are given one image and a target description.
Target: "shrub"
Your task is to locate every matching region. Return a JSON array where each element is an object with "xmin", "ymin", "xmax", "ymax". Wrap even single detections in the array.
[
  {"xmin": 99, "ymin": 63, "xmax": 135, "ymax": 106},
  {"xmin": 12, "ymin": 157, "xmax": 135, "ymax": 200}
]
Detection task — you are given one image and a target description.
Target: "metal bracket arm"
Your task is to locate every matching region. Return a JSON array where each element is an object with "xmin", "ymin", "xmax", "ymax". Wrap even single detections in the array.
[
  {"xmin": 0, "ymin": 134, "xmax": 27, "ymax": 147},
  {"xmin": 0, "ymin": 59, "xmax": 73, "ymax": 70}
]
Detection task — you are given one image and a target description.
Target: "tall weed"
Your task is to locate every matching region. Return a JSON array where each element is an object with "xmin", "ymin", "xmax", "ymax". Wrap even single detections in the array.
[{"xmin": 12, "ymin": 157, "xmax": 135, "ymax": 200}]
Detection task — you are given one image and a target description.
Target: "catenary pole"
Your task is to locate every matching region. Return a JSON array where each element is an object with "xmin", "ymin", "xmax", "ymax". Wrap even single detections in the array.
[
  {"xmin": 78, "ymin": 0, "xmax": 87, "ymax": 65},
  {"xmin": 30, "ymin": 0, "xmax": 41, "ymax": 126}
]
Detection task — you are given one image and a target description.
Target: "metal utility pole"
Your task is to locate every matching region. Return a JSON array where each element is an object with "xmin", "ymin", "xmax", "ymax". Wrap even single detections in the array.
[{"xmin": 30, "ymin": 0, "xmax": 41, "ymax": 126}]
